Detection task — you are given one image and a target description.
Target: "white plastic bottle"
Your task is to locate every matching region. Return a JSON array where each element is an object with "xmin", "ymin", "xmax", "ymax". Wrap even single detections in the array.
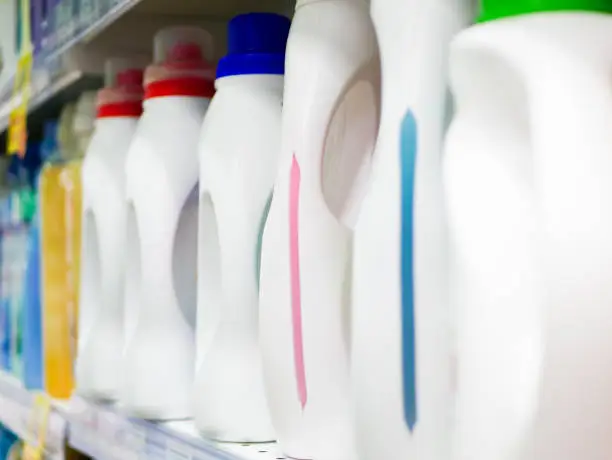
[
  {"xmin": 352, "ymin": 0, "xmax": 473, "ymax": 459},
  {"xmin": 121, "ymin": 27, "xmax": 215, "ymax": 420},
  {"xmin": 258, "ymin": 0, "xmax": 380, "ymax": 458},
  {"xmin": 443, "ymin": 2, "xmax": 612, "ymax": 460},
  {"xmin": 194, "ymin": 13, "xmax": 289, "ymax": 442},
  {"xmin": 76, "ymin": 58, "xmax": 146, "ymax": 401}
]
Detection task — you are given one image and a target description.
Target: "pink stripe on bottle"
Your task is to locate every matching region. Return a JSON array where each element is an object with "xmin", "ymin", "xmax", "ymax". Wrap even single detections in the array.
[{"xmin": 289, "ymin": 154, "xmax": 307, "ymax": 409}]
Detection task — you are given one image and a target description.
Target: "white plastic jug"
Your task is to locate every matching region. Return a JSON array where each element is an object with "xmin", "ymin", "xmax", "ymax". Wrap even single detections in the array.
[
  {"xmin": 258, "ymin": 0, "xmax": 380, "ymax": 458},
  {"xmin": 121, "ymin": 26, "xmax": 215, "ymax": 420},
  {"xmin": 443, "ymin": 2, "xmax": 612, "ymax": 460},
  {"xmin": 352, "ymin": 0, "xmax": 473, "ymax": 458},
  {"xmin": 194, "ymin": 13, "xmax": 289, "ymax": 442},
  {"xmin": 76, "ymin": 57, "xmax": 146, "ymax": 401}
]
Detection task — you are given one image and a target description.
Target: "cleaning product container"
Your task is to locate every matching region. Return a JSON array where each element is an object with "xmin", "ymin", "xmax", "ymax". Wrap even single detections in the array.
[
  {"xmin": 121, "ymin": 26, "xmax": 215, "ymax": 420},
  {"xmin": 23, "ymin": 206, "xmax": 42, "ymax": 391},
  {"xmin": 258, "ymin": 0, "xmax": 380, "ymax": 458},
  {"xmin": 22, "ymin": 123, "xmax": 55, "ymax": 393},
  {"xmin": 352, "ymin": 0, "xmax": 474, "ymax": 459},
  {"xmin": 443, "ymin": 2, "xmax": 612, "ymax": 460},
  {"xmin": 39, "ymin": 110, "xmax": 83, "ymax": 399},
  {"xmin": 194, "ymin": 12, "xmax": 289, "ymax": 442},
  {"xmin": 76, "ymin": 57, "xmax": 146, "ymax": 401}
]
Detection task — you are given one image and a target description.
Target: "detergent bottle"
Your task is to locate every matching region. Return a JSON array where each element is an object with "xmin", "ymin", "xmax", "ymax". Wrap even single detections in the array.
[
  {"xmin": 444, "ymin": 1, "xmax": 612, "ymax": 459},
  {"xmin": 76, "ymin": 57, "xmax": 145, "ymax": 401},
  {"xmin": 258, "ymin": 0, "xmax": 380, "ymax": 458},
  {"xmin": 23, "ymin": 123, "xmax": 55, "ymax": 391},
  {"xmin": 352, "ymin": 0, "xmax": 474, "ymax": 459},
  {"xmin": 39, "ymin": 105, "xmax": 85, "ymax": 399},
  {"xmin": 121, "ymin": 26, "xmax": 215, "ymax": 420},
  {"xmin": 194, "ymin": 12, "xmax": 289, "ymax": 442}
]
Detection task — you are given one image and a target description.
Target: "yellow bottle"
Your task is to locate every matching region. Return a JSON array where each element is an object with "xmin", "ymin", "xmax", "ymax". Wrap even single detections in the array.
[{"xmin": 39, "ymin": 160, "xmax": 82, "ymax": 399}]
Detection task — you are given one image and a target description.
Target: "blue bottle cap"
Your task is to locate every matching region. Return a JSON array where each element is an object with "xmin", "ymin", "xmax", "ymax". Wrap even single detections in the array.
[{"xmin": 217, "ymin": 13, "xmax": 291, "ymax": 79}]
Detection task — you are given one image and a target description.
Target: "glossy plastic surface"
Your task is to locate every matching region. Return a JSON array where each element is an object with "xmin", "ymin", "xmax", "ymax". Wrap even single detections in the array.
[
  {"xmin": 445, "ymin": 12, "xmax": 612, "ymax": 460},
  {"xmin": 259, "ymin": 0, "xmax": 380, "ymax": 458}
]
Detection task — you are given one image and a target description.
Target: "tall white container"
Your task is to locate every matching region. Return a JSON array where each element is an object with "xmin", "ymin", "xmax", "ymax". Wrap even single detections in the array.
[
  {"xmin": 121, "ymin": 27, "xmax": 215, "ymax": 420},
  {"xmin": 76, "ymin": 58, "xmax": 146, "ymax": 401},
  {"xmin": 443, "ymin": 2, "xmax": 612, "ymax": 460},
  {"xmin": 352, "ymin": 0, "xmax": 473, "ymax": 458},
  {"xmin": 258, "ymin": 0, "xmax": 380, "ymax": 458},
  {"xmin": 194, "ymin": 13, "xmax": 290, "ymax": 442}
]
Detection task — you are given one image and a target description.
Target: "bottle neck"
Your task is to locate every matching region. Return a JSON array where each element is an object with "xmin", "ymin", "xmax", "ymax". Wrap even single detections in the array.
[
  {"xmin": 97, "ymin": 101, "xmax": 143, "ymax": 118},
  {"xmin": 94, "ymin": 116, "xmax": 139, "ymax": 133},
  {"xmin": 145, "ymin": 77, "xmax": 215, "ymax": 100},
  {"xmin": 143, "ymin": 94, "xmax": 211, "ymax": 113},
  {"xmin": 215, "ymin": 73, "xmax": 284, "ymax": 91},
  {"xmin": 296, "ymin": 0, "xmax": 366, "ymax": 8}
]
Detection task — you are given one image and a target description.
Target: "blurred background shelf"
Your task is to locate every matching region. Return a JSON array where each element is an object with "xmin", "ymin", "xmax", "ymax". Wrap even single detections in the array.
[
  {"xmin": 0, "ymin": 372, "xmax": 288, "ymax": 460},
  {"xmin": 0, "ymin": 69, "xmax": 102, "ymax": 140},
  {"xmin": 0, "ymin": 1, "xmax": 297, "ymax": 457},
  {"xmin": 67, "ymin": 398, "xmax": 287, "ymax": 460},
  {"xmin": 0, "ymin": 0, "xmax": 293, "ymax": 142},
  {"xmin": 0, "ymin": 372, "xmax": 67, "ymax": 459}
]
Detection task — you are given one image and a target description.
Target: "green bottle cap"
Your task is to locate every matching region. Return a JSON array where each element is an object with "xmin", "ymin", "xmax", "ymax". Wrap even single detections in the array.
[{"xmin": 479, "ymin": 0, "xmax": 612, "ymax": 22}]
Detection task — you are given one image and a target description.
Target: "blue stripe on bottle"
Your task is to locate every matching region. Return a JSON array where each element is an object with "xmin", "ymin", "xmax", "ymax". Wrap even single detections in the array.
[{"xmin": 400, "ymin": 109, "xmax": 418, "ymax": 431}]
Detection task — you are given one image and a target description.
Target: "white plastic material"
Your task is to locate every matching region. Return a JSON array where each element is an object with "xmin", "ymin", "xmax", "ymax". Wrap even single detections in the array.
[
  {"xmin": 194, "ymin": 74, "xmax": 281, "ymax": 442},
  {"xmin": 121, "ymin": 27, "xmax": 214, "ymax": 420},
  {"xmin": 258, "ymin": 1, "xmax": 379, "ymax": 459},
  {"xmin": 444, "ymin": 12, "xmax": 612, "ymax": 460},
  {"xmin": 76, "ymin": 58, "xmax": 145, "ymax": 402},
  {"xmin": 352, "ymin": 0, "xmax": 473, "ymax": 459}
]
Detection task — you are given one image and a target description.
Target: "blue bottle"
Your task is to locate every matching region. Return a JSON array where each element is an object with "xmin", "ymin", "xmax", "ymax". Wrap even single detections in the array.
[{"xmin": 23, "ymin": 207, "xmax": 42, "ymax": 390}]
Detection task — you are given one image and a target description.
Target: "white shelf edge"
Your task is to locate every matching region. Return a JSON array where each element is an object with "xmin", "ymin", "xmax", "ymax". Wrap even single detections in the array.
[
  {"xmin": 65, "ymin": 397, "xmax": 286, "ymax": 460},
  {"xmin": 0, "ymin": 0, "xmax": 145, "ymax": 135},
  {"xmin": 0, "ymin": 372, "xmax": 66, "ymax": 460},
  {"xmin": 0, "ymin": 69, "xmax": 84, "ymax": 133},
  {"xmin": 0, "ymin": 374, "xmax": 285, "ymax": 460}
]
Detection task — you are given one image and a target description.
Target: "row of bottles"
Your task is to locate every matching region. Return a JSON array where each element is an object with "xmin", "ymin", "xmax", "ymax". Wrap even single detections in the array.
[
  {"xmin": 37, "ymin": 92, "xmax": 92, "ymax": 399},
  {"xmin": 46, "ymin": 1, "xmax": 612, "ymax": 460},
  {"xmin": 0, "ymin": 91, "xmax": 95, "ymax": 402}
]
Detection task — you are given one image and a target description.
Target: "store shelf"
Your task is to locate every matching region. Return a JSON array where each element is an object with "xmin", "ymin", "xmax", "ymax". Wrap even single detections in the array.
[
  {"xmin": 66, "ymin": 397, "xmax": 286, "ymax": 460},
  {"xmin": 0, "ymin": 372, "xmax": 67, "ymax": 459},
  {"xmin": 0, "ymin": 0, "xmax": 294, "ymax": 141},
  {"xmin": 0, "ymin": 0, "xmax": 144, "ymax": 138},
  {"xmin": 0, "ymin": 375, "xmax": 285, "ymax": 460},
  {"xmin": 0, "ymin": 69, "xmax": 102, "ymax": 136},
  {"xmin": 47, "ymin": 0, "xmax": 146, "ymax": 64}
]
